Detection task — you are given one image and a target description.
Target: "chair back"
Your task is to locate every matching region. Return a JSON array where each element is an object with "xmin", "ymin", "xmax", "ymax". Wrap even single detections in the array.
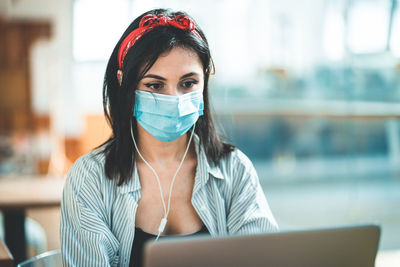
[{"xmin": 17, "ymin": 250, "xmax": 61, "ymax": 267}]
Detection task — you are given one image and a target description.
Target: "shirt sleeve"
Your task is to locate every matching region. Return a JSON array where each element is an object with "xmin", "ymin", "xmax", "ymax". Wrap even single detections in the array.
[
  {"xmin": 227, "ymin": 150, "xmax": 279, "ymax": 235},
  {"xmin": 60, "ymin": 156, "xmax": 120, "ymax": 267}
]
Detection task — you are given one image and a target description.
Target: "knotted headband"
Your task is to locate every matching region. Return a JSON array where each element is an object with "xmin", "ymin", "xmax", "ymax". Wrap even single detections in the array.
[{"xmin": 117, "ymin": 14, "xmax": 202, "ymax": 69}]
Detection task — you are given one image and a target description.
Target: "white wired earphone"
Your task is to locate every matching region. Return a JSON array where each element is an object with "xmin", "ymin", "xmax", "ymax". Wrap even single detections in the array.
[{"xmin": 130, "ymin": 122, "xmax": 196, "ymax": 241}]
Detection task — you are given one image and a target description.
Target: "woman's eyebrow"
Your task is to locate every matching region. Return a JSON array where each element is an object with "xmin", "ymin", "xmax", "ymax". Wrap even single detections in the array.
[
  {"xmin": 180, "ymin": 72, "xmax": 200, "ymax": 79},
  {"xmin": 142, "ymin": 74, "xmax": 166, "ymax": 80},
  {"xmin": 142, "ymin": 72, "xmax": 200, "ymax": 80}
]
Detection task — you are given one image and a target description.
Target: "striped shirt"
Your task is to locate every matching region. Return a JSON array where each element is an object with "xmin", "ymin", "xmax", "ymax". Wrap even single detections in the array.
[{"xmin": 60, "ymin": 134, "xmax": 278, "ymax": 266}]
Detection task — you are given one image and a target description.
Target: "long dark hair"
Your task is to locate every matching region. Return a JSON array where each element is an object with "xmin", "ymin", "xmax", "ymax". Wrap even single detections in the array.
[{"xmin": 100, "ymin": 8, "xmax": 234, "ymax": 185}]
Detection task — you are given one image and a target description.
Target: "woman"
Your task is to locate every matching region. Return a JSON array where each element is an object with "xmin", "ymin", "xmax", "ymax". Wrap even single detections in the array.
[{"xmin": 61, "ymin": 8, "xmax": 278, "ymax": 267}]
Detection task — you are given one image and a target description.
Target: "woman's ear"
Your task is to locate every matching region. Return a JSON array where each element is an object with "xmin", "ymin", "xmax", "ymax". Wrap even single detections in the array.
[{"xmin": 117, "ymin": 70, "xmax": 123, "ymax": 86}]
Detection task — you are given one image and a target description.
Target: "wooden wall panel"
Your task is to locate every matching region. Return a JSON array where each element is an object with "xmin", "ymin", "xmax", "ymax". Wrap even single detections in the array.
[
  {"xmin": 0, "ymin": 68, "xmax": 28, "ymax": 109},
  {"xmin": 0, "ymin": 19, "xmax": 51, "ymax": 133}
]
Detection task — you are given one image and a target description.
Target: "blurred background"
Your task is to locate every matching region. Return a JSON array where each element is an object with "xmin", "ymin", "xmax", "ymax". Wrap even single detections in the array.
[{"xmin": 0, "ymin": 0, "xmax": 399, "ymax": 265}]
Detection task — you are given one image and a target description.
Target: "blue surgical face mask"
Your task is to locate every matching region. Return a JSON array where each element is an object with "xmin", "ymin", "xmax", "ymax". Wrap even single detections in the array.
[{"xmin": 133, "ymin": 90, "xmax": 204, "ymax": 142}]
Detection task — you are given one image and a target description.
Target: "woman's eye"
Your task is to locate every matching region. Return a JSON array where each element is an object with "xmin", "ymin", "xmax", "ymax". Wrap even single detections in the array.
[
  {"xmin": 145, "ymin": 83, "xmax": 163, "ymax": 90},
  {"xmin": 181, "ymin": 80, "xmax": 198, "ymax": 89}
]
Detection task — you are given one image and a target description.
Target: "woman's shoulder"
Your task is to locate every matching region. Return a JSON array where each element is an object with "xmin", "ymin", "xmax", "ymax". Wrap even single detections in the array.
[
  {"xmin": 208, "ymin": 147, "xmax": 261, "ymax": 203},
  {"xmin": 74, "ymin": 146, "xmax": 106, "ymax": 168},
  {"xmin": 70, "ymin": 147, "xmax": 106, "ymax": 174},
  {"xmin": 214, "ymin": 147, "xmax": 258, "ymax": 186},
  {"xmin": 65, "ymin": 147, "xmax": 109, "ymax": 191},
  {"xmin": 230, "ymin": 147, "xmax": 253, "ymax": 166},
  {"xmin": 221, "ymin": 147, "xmax": 255, "ymax": 174}
]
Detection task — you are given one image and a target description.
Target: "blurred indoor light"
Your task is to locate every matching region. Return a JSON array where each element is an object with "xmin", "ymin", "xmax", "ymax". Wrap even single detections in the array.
[
  {"xmin": 390, "ymin": 6, "xmax": 400, "ymax": 57},
  {"xmin": 323, "ymin": 7, "xmax": 345, "ymax": 61},
  {"xmin": 73, "ymin": 0, "xmax": 131, "ymax": 61},
  {"xmin": 347, "ymin": 0, "xmax": 391, "ymax": 54}
]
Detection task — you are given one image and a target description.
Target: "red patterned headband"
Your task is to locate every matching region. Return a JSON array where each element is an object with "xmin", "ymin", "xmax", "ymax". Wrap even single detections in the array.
[{"xmin": 117, "ymin": 14, "xmax": 202, "ymax": 69}]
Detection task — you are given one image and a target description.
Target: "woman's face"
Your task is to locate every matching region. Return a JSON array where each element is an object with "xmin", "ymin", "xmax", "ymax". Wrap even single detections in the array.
[{"xmin": 137, "ymin": 46, "xmax": 204, "ymax": 96}]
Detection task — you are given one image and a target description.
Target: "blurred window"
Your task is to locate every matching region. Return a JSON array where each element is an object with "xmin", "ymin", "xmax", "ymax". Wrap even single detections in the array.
[
  {"xmin": 73, "ymin": 0, "xmax": 132, "ymax": 61},
  {"xmin": 347, "ymin": 0, "xmax": 392, "ymax": 54},
  {"xmin": 390, "ymin": 0, "xmax": 400, "ymax": 56}
]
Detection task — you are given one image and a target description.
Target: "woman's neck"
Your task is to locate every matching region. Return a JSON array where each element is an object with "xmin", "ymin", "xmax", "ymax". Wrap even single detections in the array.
[{"xmin": 134, "ymin": 122, "xmax": 195, "ymax": 165}]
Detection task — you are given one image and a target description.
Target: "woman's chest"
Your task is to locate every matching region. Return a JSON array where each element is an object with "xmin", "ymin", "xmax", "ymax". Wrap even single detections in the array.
[
  {"xmin": 134, "ymin": 160, "xmax": 203, "ymax": 235},
  {"xmin": 137, "ymin": 159, "xmax": 196, "ymax": 201}
]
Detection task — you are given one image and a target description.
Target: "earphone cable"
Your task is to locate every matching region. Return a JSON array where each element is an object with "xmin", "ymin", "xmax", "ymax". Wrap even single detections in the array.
[{"xmin": 130, "ymin": 122, "xmax": 196, "ymax": 241}]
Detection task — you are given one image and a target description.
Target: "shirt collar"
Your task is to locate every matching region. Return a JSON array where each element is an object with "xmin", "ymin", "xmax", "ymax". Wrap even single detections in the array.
[
  {"xmin": 118, "ymin": 132, "xmax": 224, "ymax": 194},
  {"xmin": 193, "ymin": 133, "xmax": 225, "ymax": 181}
]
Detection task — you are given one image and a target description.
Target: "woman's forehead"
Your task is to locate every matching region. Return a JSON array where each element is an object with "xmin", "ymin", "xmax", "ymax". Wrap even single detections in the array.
[{"xmin": 144, "ymin": 47, "xmax": 204, "ymax": 78}]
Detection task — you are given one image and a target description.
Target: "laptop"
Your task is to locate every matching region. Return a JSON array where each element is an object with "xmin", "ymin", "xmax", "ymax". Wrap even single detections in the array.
[{"xmin": 143, "ymin": 224, "xmax": 380, "ymax": 267}]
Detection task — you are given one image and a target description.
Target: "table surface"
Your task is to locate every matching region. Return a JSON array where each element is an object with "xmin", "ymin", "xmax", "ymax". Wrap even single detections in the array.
[
  {"xmin": 0, "ymin": 238, "xmax": 13, "ymax": 266},
  {"xmin": 0, "ymin": 176, "xmax": 65, "ymax": 210}
]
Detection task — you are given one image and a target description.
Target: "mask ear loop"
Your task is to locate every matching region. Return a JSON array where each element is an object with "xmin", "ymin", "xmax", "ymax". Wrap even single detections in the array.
[{"xmin": 130, "ymin": 121, "xmax": 196, "ymax": 241}]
